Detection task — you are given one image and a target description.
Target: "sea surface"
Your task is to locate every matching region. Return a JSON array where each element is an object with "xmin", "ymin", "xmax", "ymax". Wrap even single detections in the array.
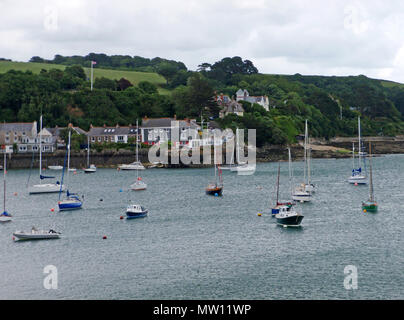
[{"xmin": 0, "ymin": 154, "xmax": 403, "ymax": 300}]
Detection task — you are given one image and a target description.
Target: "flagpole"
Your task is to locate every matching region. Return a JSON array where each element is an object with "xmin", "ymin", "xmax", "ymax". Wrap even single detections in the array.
[{"xmin": 90, "ymin": 61, "xmax": 93, "ymax": 91}]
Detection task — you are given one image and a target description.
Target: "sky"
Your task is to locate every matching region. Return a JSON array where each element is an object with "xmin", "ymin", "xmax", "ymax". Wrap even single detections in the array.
[{"xmin": 1, "ymin": 0, "xmax": 404, "ymax": 82}]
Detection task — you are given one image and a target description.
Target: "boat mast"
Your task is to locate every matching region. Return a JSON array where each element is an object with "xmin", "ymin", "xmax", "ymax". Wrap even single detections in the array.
[
  {"xmin": 369, "ymin": 142, "xmax": 374, "ymax": 202},
  {"xmin": 136, "ymin": 119, "xmax": 139, "ymax": 180},
  {"xmin": 3, "ymin": 150, "xmax": 6, "ymax": 213},
  {"xmin": 87, "ymin": 136, "xmax": 90, "ymax": 168},
  {"xmin": 276, "ymin": 162, "xmax": 280, "ymax": 205},
  {"xmin": 39, "ymin": 115, "xmax": 42, "ymax": 184},
  {"xmin": 352, "ymin": 142, "xmax": 355, "ymax": 171},
  {"xmin": 67, "ymin": 130, "xmax": 71, "ymax": 183},
  {"xmin": 304, "ymin": 120, "xmax": 307, "ymax": 184},
  {"xmin": 358, "ymin": 117, "xmax": 362, "ymax": 170},
  {"xmin": 288, "ymin": 148, "xmax": 293, "ymax": 197}
]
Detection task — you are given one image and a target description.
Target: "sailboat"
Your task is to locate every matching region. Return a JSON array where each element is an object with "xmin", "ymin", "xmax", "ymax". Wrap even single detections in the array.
[
  {"xmin": 230, "ymin": 128, "xmax": 255, "ymax": 174},
  {"xmin": 275, "ymin": 148, "xmax": 304, "ymax": 227},
  {"xmin": 58, "ymin": 130, "xmax": 83, "ymax": 211},
  {"xmin": 362, "ymin": 142, "xmax": 378, "ymax": 212},
  {"xmin": 348, "ymin": 117, "xmax": 367, "ymax": 184},
  {"xmin": 84, "ymin": 136, "xmax": 96, "ymax": 173},
  {"xmin": 271, "ymin": 162, "xmax": 294, "ymax": 216},
  {"xmin": 206, "ymin": 157, "xmax": 223, "ymax": 196},
  {"xmin": 0, "ymin": 145, "xmax": 12, "ymax": 222},
  {"xmin": 131, "ymin": 120, "xmax": 147, "ymax": 191},
  {"xmin": 28, "ymin": 116, "xmax": 66, "ymax": 194},
  {"xmin": 292, "ymin": 130, "xmax": 312, "ymax": 203},
  {"xmin": 304, "ymin": 122, "xmax": 315, "ymax": 193}
]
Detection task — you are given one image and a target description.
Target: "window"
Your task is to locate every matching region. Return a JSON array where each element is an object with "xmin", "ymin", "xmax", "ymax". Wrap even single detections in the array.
[
  {"xmin": 117, "ymin": 136, "xmax": 124, "ymax": 142},
  {"xmin": 98, "ymin": 137, "xmax": 101, "ymax": 142},
  {"xmin": 104, "ymin": 136, "xmax": 108, "ymax": 141},
  {"xmin": 91, "ymin": 137, "xmax": 95, "ymax": 142}
]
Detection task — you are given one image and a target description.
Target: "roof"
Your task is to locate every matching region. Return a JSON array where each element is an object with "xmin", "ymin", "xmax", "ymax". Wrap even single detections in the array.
[
  {"xmin": 141, "ymin": 118, "xmax": 200, "ymax": 129},
  {"xmin": 221, "ymin": 100, "xmax": 244, "ymax": 113},
  {"xmin": 87, "ymin": 126, "xmax": 136, "ymax": 136},
  {"xmin": 0, "ymin": 122, "xmax": 36, "ymax": 133},
  {"xmin": 47, "ymin": 127, "xmax": 87, "ymax": 136}
]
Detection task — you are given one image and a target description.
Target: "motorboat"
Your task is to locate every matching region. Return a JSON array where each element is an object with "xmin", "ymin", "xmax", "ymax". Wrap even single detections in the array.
[
  {"xmin": 13, "ymin": 227, "xmax": 61, "ymax": 241},
  {"xmin": 126, "ymin": 204, "xmax": 148, "ymax": 219},
  {"xmin": 275, "ymin": 205, "xmax": 304, "ymax": 227}
]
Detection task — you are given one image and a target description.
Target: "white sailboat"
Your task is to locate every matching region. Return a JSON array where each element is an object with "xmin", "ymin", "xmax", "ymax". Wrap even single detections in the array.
[
  {"xmin": 348, "ymin": 117, "xmax": 367, "ymax": 184},
  {"xmin": 28, "ymin": 116, "xmax": 65, "ymax": 194},
  {"xmin": 0, "ymin": 146, "xmax": 12, "ymax": 222},
  {"xmin": 131, "ymin": 120, "xmax": 147, "ymax": 191},
  {"xmin": 84, "ymin": 136, "xmax": 96, "ymax": 173},
  {"xmin": 303, "ymin": 120, "xmax": 315, "ymax": 193},
  {"xmin": 230, "ymin": 128, "xmax": 255, "ymax": 175},
  {"xmin": 58, "ymin": 130, "xmax": 83, "ymax": 211},
  {"xmin": 292, "ymin": 137, "xmax": 312, "ymax": 203}
]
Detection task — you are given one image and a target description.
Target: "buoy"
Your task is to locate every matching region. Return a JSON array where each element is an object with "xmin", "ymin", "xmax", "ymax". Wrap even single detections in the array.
[
  {"xmin": 103, "ymin": 236, "xmax": 107, "ymax": 239},
  {"xmin": 50, "ymin": 208, "xmax": 55, "ymax": 212},
  {"xmin": 120, "ymin": 216, "xmax": 124, "ymax": 220},
  {"xmin": 14, "ymin": 192, "xmax": 17, "ymax": 196},
  {"xmin": 214, "ymin": 193, "xmax": 218, "ymax": 197},
  {"xmin": 73, "ymin": 171, "xmax": 77, "ymax": 175},
  {"xmin": 363, "ymin": 209, "xmax": 367, "ymax": 213},
  {"xmin": 100, "ymin": 198, "xmax": 103, "ymax": 201},
  {"xmin": 119, "ymin": 189, "xmax": 123, "ymax": 192},
  {"xmin": 258, "ymin": 213, "xmax": 262, "ymax": 217},
  {"xmin": 12, "ymin": 236, "xmax": 15, "ymax": 241},
  {"xmin": 355, "ymin": 183, "xmax": 358, "ymax": 186}
]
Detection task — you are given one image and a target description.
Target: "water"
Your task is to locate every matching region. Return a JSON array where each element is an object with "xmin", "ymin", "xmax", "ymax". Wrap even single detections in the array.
[{"xmin": 0, "ymin": 155, "xmax": 403, "ymax": 300}]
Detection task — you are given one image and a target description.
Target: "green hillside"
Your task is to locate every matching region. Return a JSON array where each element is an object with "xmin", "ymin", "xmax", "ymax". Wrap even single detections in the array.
[{"xmin": 0, "ymin": 60, "xmax": 168, "ymax": 94}]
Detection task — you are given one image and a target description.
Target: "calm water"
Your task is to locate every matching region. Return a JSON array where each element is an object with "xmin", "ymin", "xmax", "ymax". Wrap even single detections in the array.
[{"xmin": 0, "ymin": 154, "xmax": 403, "ymax": 300}]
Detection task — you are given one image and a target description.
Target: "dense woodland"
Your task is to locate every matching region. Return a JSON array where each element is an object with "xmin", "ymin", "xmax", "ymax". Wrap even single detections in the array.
[{"xmin": 1, "ymin": 53, "xmax": 404, "ymax": 147}]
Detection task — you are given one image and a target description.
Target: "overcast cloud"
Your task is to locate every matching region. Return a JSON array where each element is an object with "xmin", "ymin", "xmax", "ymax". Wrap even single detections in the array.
[{"xmin": 1, "ymin": 0, "xmax": 404, "ymax": 82}]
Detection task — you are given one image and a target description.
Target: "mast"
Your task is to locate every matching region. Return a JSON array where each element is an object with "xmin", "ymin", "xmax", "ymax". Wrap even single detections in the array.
[
  {"xmin": 352, "ymin": 142, "xmax": 355, "ymax": 171},
  {"xmin": 136, "ymin": 119, "xmax": 139, "ymax": 180},
  {"xmin": 369, "ymin": 142, "xmax": 374, "ymax": 202},
  {"xmin": 304, "ymin": 120, "xmax": 307, "ymax": 184},
  {"xmin": 288, "ymin": 148, "xmax": 293, "ymax": 197},
  {"xmin": 39, "ymin": 115, "xmax": 42, "ymax": 182},
  {"xmin": 276, "ymin": 162, "xmax": 280, "ymax": 205},
  {"xmin": 3, "ymin": 150, "xmax": 6, "ymax": 213},
  {"xmin": 87, "ymin": 136, "xmax": 90, "ymax": 168},
  {"xmin": 358, "ymin": 117, "xmax": 362, "ymax": 170},
  {"xmin": 67, "ymin": 130, "xmax": 71, "ymax": 183},
  {"xmin": 307, "ymin": 137, "xmax": 311, "ymax": 185}
]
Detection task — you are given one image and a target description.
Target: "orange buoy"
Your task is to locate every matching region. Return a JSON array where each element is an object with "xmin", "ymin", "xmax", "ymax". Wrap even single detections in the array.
[
  {"xmin": 355, "ymin": 183, "xmax": 358, "ymax": 186},
  {"xmin": 120, "ymin": 216, "xmax": 124, "ymax": 220},
  {"xmin": 50, "ymin": 208, "xmax": 55, "ymax": 212},
  {"xmin": 14, "ymin": 192, "xmax": 18, "ymax": 196},
  {"xmin": 103, "ymin": 236, "xmax": 107, "ymax": 239}
]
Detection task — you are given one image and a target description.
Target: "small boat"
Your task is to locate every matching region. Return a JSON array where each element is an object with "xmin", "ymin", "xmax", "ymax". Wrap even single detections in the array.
[
  {"xmin": 119, "ymin": 161, "xmax": 145, "ymax": 170},
  {"xmin": 13, "ymin": 227, "xmax": 61, "ymax": 241},
  {"xmin": 292, "ymin": 184, "xmax": 312, "ymax": 203},
  {"xmin": 275, "ymin": 205, "xmax": 304, "ymax": 227},
  {"xmin": 48, "ymin": 165, "xmax": 63, "ymax": 170},
  {"xmin": 84, "ymin": 136, "xmax": 96, "ymax": 173},
  {"xmin": 131, "ymin": 177, "xmax": 147, "ymax": 191},
  {"xmin": 232, "ymin": 164, "xmax": 256, "ymax": 175},
  {"xmin": 303, "ymin": 122, "xmax": 315, "ymax": 193},
  {"xmin": 0, "ymin": 146, "xmax": 12, "ymax": 223},
  {"xmin": 362, "ymin": 142, "xmax": 378, "ymax": 213},
  {"xmin": 206, "ymin": 164, "xmax": 223, "ymax": 196},
  {"xmin": 271, "ymin": 162, "xmax": 294, "ymax": 216},
  {"xmin": 58, "ymin": 192, "xmax": 83, "ymax": 211},
  {"xmin": 126, "ymin": 204, "xmax": 148, "ymax": 219},
  {"xmin": 29, "ymin": 116, "xmax": 65, "ymax": 194},
  {"xmin": 348, "ymin": 117, "xmax": 367, "ymax": 185}
]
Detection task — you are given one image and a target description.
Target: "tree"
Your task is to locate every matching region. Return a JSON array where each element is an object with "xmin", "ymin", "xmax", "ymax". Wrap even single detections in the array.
[
  {"xmin": 156, "ymin": 63, "xmax": 178, "ymax": 86},
  {"xmin": 138, "ymin": 81, "xmax": 157, "ymax": 94},
  {"xmin": 64, "ymin": 65, "xmax": 86, "ymax": 80},
  {"xmin": 117, "ymin": 78, "xmax": 133, "ymax": 91},
  {"xmin": 94, "ymin": 77, "xmax": 117, "ymax": 90}
]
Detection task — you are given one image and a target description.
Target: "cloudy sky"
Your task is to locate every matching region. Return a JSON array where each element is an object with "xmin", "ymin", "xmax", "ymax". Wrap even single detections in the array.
[{"xmin": 1, "ymin": 0, "xmax": 404, "ymax": 82}]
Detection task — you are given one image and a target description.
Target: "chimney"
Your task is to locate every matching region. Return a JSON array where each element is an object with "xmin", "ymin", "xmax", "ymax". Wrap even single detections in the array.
[
  {"xmin": 116, "ymin": 124, "xmax": 119, "ymax": 128},
  {"xmin": 103, "ymin": 124, "xmax": 106, "ymax": 128},
  {"xmin": 90, "ymin": 124, "xmax": 93, "ymax": 129},
  {"xmin": 68, "ymin": 123, "xmax": 73, "ymax": 128},
  {"xmin": 174, "ymin": 114, "xmax": 177, "ymax": 120}
]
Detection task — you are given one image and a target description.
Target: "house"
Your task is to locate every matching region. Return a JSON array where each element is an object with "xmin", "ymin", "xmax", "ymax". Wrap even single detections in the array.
[
  {"xmin": 236, "ymin": 89, "xmax": 269, "ymax": 111},
  {"xmin": 47, "ymin": 124, "xmax": 87, "ymax": 149},
  {"xmin": 140, "ymin": 117, "xmax": 200, "ymax": 146},
  {"xmin": 219, "ymin": 99, "xmax": 245, "ymax": 118},
  {"xmin": 87, "ymin": 124, "xmax": 138, "ymax": 144},
  {"xmin": 0, "ymin": 121, "xmax": 56, "ymax": 153}
]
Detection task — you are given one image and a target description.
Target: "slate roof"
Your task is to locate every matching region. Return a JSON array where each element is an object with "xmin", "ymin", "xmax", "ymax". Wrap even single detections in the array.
[{"xmin": 0, "ymin": 122, "xmax": 35, "ymax": 133}]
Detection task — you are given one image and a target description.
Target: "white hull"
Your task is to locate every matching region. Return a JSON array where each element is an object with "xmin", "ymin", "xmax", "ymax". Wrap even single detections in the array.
[
  {"xmin": 0, "ymin": 216, "xmax": 12, "ymax": 222},
  {"xmin": 304, "ymin": 184, "xmax": 315, "ymax": 193},
  {"xmin": 29, "ymin": 183, "xmax": 65, "ymax": 194},
  {"xmin": 13, "ymin": 231, "xmax": 60, "ymax": 241},
  {"xmin": 84, "ymin": 165, "xmax": 97, "ymax": 173},
  {"xmin": 48, "ymin": 166, "xmax": 63, "ymax": 170},
  {"xmin": 348, "ymin": 175, "xmax": 367, "ymax": 184},
  {"xmin": 119, "ymin": 163, "xmax": 145, "ymax": 170},
  {"xmin": 231, "ymin": 165, "xmax": 256, "ymax": 175},
  {"xmin": 292, "ymin": 190, "xmax": 312, "ymax": 202},
  {"xmin": 131, "ymin": 182, "xmax": 147, "ymax": 191}
]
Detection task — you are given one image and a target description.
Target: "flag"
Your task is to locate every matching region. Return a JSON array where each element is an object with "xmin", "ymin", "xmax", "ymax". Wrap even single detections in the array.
[{"xmin": 91, "ymin": 61, "xmax": 97, "ymax": 65}]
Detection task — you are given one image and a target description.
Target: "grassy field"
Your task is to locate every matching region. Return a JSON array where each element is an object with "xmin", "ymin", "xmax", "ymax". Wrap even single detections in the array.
[{"xmin": 0, "ymin": 60, "xmax": 169, "ymax": 93}]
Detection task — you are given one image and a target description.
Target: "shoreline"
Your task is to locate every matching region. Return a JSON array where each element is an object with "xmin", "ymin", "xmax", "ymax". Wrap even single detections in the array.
[{"xmin": 2, "ymin": 137, "xmax": 403, "ymax": 169}]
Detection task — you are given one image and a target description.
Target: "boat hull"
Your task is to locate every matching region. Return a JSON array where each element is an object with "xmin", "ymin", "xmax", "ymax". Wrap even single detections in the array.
[
  {"xmin": 362, "ymin": 202, "xmax": 378, "ymax": 212},
  {"xmin": 58, "ymin": 201, "xmax": 83, "ymax": 211},
  {"xmin": 126, "ymin": 211, "xmax": 148, "ymax": 219},
  {"xmin": 0, "ymin": 216, "xmax": 12, "ymax": 222},
  {"xmin": 29, "ymin": 184, "xmax": 65, "ymax": 194},
  {"xmin": 206, "ymin": 187, "xmax": 223, "ymax": 196},
  {"xmin": 348, "ymin": 175, "xmax": 367, "ymax": 184},
  {"xmin": 276, "ymin": 215, "xmax": 304, "ymax": 227},
  {"xmin": 13, "ymin": 232, "xmax": 60, "ymax": 241}
]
